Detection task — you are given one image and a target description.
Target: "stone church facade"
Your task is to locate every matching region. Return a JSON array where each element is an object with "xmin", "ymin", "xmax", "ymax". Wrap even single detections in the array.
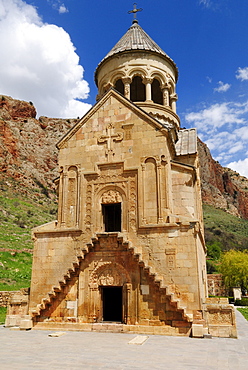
[{"xmin": 25, "ymin": 20, "xmax": 236, "ymax": 337}]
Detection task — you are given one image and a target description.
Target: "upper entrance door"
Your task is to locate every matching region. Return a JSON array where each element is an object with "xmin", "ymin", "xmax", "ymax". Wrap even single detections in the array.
[
  {"xmin": 102, "ymin": 203, "xmax": 121, "ymax": 232},
  {"xmin": 102, "ymin": 286, "xmax": 123, "ymax": 322}
]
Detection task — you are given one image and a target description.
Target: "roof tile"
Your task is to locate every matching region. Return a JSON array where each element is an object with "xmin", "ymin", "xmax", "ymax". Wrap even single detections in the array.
[
  {"xmin": 175, "ymin": 129, "xmax": 197, "ymax": 156},
  {"xmin": 96, "ymin": 22, "xmax": 177, "ymax": 76}
]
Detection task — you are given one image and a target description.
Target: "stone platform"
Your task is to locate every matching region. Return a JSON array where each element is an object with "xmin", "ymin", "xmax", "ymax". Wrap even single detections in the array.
[{"xmin": 33, "ymin": 321, "xmax": 190, "ymax": 336}]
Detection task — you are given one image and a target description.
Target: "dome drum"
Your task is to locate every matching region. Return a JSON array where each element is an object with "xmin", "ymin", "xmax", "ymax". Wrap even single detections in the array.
[
  {"xmin": 96, "ymin": 53, "xmax": 178, "ymax": 114},
  {"xmin": 94, "ymin": 21, "xmax": 180, "ymax": 129}
]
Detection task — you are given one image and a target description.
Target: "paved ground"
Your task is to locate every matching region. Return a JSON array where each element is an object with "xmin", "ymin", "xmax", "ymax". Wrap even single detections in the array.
[{"xmin": 1, "ymin": 309, "xmax": 248, "ymax": 370}]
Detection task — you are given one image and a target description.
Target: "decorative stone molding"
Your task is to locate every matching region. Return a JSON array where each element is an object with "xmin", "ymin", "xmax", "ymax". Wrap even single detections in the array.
[
  {"xmin": 85, "ymin": 184, "xmax": 92, "ymax": 234},
  {"xmin": 85, "ymin": 163, "xmax": 137, "ymax": 233}
]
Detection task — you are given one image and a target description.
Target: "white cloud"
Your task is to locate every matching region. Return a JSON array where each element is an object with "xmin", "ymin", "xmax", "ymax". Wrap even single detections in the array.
[
  {"xmin": 227, "ymin": 158, "xmax": 248, "ymax": 178},
  {"xmin": 214, "ymin": 81, "xmax": 231, "ymax": 93},
  {"xmin": 236, "ymin": 67, "xmax": 248, "ymax": 81},
  {"xmin": 228, "ymin": 142, "xmax": 244, "ymax": 154},
  {"xmin": 185, "ymin": 102, "xmax": 247, "ymax": 132},
  {"xmin": 48, "ymin": 0, "xmax": 68, "ymax": 14},
  {"xmin": 0, "ymin": 0, "xmax": 90, "ymax": 118},
  {"xmin": 59, "ymin": 5, "xmax": 68, "ymax": 14},
  {"xmin": 233, "ymin": 126, "xmax": 248, "ymax": 140},
  {"xmin": 199, "ymin": 0, "xmax": 212, "ymax": 7},
  {"xmin": 185, "ymin": 101, "xmax": 248, "ymax": 178},
  {"xmin": 198, "ymin": 0, "xmax": 224, "ymax": 11},
  {"xmin": 204, "ymin": 131, "xmax": 235, "ymax": 152}
]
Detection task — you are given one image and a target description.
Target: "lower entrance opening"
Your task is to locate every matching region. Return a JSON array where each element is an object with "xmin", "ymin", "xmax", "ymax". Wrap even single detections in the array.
[
  {"xmin": 102, "ymin": 286, "xmax": 122, "ymax": 322},
  {"xmin": 102, "ymin": 203, "xmax": 121, "ymax": 232}
]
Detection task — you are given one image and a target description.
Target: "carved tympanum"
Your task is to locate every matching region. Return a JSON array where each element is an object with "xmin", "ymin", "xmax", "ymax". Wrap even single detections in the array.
[
  {"xmin": 101, "ymin": 190, "xmax": 122, "ymax": 204},
  {"xmin": 90, "ymin": 262, "xmax": 130, "ymax": 287}
]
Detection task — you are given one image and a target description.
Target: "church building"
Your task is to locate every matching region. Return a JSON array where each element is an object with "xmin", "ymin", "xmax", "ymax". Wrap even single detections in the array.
[{"xmin": 26, "ymin": 15, "xmax": 236, "ymax": 337}]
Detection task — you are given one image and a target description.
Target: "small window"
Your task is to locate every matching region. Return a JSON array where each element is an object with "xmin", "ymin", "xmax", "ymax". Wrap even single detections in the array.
[{"xmin": 102, "ymin": 203, "xmax": 121, "ymax": 232}]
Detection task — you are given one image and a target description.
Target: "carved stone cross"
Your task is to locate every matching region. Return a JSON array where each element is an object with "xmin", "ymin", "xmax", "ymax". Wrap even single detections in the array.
[{"xmin": 98, "ymin": 124, "xmax": 123, "ymax": 161}]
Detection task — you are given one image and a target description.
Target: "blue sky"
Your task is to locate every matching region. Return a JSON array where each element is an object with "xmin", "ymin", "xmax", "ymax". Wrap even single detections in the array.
[{"xmin": 0, "ymin": 0, "xmax": 248, "ymax": 177}]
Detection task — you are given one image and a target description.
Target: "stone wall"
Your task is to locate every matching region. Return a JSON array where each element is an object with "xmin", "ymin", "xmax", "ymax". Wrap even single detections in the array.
[
  {"xmin": 207, "ymin": 274, "xmax": 226, "ymax": 296},
  {"xmin": 203, "ymin": 298, "xmax": 237, "ymax": 338},
  {"xmin": 0, "ymin": 288, "xmax": 29, "ymax": 307},
  {"xmin": 0, "ymin": 291, "xmax": 18, "ymax": 307}
]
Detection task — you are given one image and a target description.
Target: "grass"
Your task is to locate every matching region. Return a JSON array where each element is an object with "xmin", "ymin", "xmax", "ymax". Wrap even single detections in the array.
[
  {"xmin": 0, "ymin": 251, "xmax": 32, "ymax": 291},
  {"xmin": 0, "ymin": 193, "xmax": 57, "ymax": 251},
  {"xmin": 203, "ymin": 204, "xmax": 248, "ymax": 251},
  {"xmin": 0, "ymin": 180, "xmax": 57, "ymax": 290},
  {"xmin": 237, "ymin": 307, "xmax": 248, "ymax": 321},
  {"xmin": 0, "ymin": 307, "xmax": 7, "ymax": 325}
]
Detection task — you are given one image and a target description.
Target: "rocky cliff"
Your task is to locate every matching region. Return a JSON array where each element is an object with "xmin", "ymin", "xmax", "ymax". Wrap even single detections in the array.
[
  {"xmin": 198, "ymin": 139, "xmax": 248, "ymax": 219},
  {"xmin": 1, "ymin": 95, "xmax": 248, "ymax": 219},
  {"xmin": 0, "ymin": 95, "xmax": 78, "ymax": 196}
]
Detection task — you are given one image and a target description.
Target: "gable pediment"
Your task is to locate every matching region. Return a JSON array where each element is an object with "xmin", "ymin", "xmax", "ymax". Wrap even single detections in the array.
[{"xmin": 56, "ymin": 89, "xmax": 170, "ymax": 150}]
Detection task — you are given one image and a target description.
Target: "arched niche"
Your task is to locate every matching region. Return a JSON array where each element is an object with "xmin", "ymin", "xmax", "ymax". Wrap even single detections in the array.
[
  {"xmin": 130, "ymin": 76, "xmax": 146, "ymax": 102},
  {"xmin": 66, "ymin": 166, "xmax": 78, "ymax": 227},
  {"xmin": 151, "ymin": 78, "xmax": 163, "ymax": 105},
  {"xmin": 143, "ymin": 158, "xmax": 158, "ymax": 224}
]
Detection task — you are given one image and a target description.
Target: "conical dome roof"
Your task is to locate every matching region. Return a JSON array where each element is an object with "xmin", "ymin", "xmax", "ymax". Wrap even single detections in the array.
[{"xmin": 95, "ymin": 21, "xmax": 178, "ymax": 83}]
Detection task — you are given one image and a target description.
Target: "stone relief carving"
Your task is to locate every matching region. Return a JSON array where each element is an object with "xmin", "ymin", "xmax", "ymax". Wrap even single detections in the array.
[
  {"xmin": 89, "ymin": 262, "xmax": 131, "ymax": 288},
  {"xmin": 208, "ymin": 310, "xmax": 233, "ymax": 325},
  {"xmin": 102, "ymin": 190, "xmax": 122, "ymax": 204},
  {"xmin": 165, "ymin": 248, "xmax": 176, "ymax": 269},
  {"xmin": 97, "ymin": 123, "xmax": 123, "ymax": 161},
  {"xmin": 98, "ymin": 235, "xmax": 120, "ymax": 250}
]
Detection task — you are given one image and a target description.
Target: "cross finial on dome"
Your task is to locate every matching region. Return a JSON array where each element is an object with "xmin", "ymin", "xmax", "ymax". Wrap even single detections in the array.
[{"xmin": 128, "ymin": 3, "xmax": 143, "ymax": 24}]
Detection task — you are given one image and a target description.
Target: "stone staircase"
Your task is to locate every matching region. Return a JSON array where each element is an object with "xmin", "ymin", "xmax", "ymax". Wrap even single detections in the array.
[
  {"xmin": 115, "ymin": 235, "xmax": 193, "ymax": 323},
  {"xmin": 30, "ymin": 245, "xmax": 91, "ymax": 318},
  {"xmin": 31, "ymin": 233, "xmax": 193, "ymax": 324}
]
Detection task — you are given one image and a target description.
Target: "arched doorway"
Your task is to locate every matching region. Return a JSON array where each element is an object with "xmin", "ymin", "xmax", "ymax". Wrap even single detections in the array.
[{"xmin": 89, "ymin": 262, "xmax": 131, "ymax": 323}]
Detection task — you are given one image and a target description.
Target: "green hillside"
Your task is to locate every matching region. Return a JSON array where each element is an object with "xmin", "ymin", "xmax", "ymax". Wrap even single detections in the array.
[
  {"xmin": 203, "ymin": 204, "xmax": 248, "ymax": 251},
  {"xmin": 0, "ymin": 178, "xmax": 57, "ymax": 290}
]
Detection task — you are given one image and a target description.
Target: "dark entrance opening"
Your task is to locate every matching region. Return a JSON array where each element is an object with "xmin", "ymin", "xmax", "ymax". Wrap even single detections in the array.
[
  {"xmin": 102, "ymin": 286, "xmax": 123, "ymax": 322},
  {"xmin": 151, "ymin": 78, "xmax": 163, "ymax": 105},
  {"xmin": 102, "ymin": 203, "xmax": 121, "ymax": 232},
  {"xmin": 114, "ymin": 79, "xmax": 124, "ymax": 96},
  {"xmin": 130, "ymin": 76, "xmax": 146, "ymax": 102}
]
